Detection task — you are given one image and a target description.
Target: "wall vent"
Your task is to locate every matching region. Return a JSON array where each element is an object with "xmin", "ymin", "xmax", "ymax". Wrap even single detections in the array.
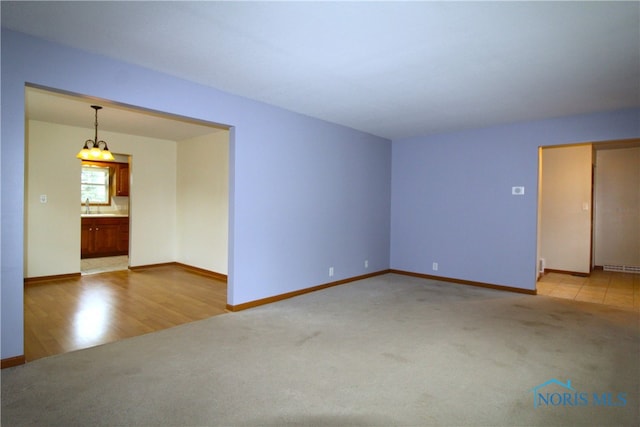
[{"xmin": 603, "ymin": 265, "xmax": 640, "ymax": 274}]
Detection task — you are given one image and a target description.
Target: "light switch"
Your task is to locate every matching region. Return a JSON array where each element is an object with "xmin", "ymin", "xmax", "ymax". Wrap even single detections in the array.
[
  {"xmin": 39, "ymin": 195, "xmax": 47, "ymax": 204},
  {"xmin": 582, "ymin": 202, "xmax": 589, "ymax": 211}
]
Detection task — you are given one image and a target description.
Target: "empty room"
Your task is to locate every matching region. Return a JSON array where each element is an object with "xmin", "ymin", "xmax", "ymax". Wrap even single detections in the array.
[{"xmin": 1, "ymin": 2, "xmax": 639, "ymax": 426}]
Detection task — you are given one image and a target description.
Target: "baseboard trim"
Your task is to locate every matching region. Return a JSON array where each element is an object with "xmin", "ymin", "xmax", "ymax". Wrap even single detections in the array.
[
  {"xmin": 226, "ymin": 269, "xmax": 391, "ymax": 312},
  {"xmin": 130, "ymin": 262, "xmax": 227, "ymax": 282},
  {"xmin": 389, "ymin": 269, "xmax": 537, "ymax": 295},
  {"xmin": 24, "ymin": 272, "xmax": 81, "ymax": 285},
  {"xmin": 129, "ymin": 262, "xmax": 175, "ymax": 271},
  {"xmin": 174, "ymin": 263, "xmax": 227, "ymax": 282},
  {"xmin": 1, "ymin": 355, "xmax": 25, "ymax": 369},
  {"xmin": 543, "ymin": 268, "xmax": 590, "ymax": 277},
  {"xmin": 23, "ymin": 263, "xmax": 226, "ymax": 283}
]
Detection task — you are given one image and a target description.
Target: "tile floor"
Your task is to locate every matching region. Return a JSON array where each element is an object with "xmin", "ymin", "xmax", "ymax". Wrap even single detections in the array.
[
  {"xmin": 537, "ymin": 270, "xmax": 640, "ymax": 311},
  {"xmin": 81, "ymin": 255, "xmax": 129, "ymax": 275}
]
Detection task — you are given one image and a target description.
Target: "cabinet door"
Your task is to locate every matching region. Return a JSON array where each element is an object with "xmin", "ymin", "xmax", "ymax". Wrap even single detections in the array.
[
  {"xmin": 116, "ymin": 163, "xmax": 129, "ymax": 196},
  {"xmin": 117, "ymin": 219, "xmax": 129, "ymax": 252},
  {"xmin": 93, "ymin": 220, "xmax": 120, "ymax": 255},
  {"xmin": 81, "ymin": 219, "xmax": 94, "ymax": 258}
]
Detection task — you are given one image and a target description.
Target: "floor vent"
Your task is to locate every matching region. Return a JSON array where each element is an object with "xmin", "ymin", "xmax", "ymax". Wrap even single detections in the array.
[{"xmin": 603, "ymin": 264, "xmax": 640, "ymax": 274}]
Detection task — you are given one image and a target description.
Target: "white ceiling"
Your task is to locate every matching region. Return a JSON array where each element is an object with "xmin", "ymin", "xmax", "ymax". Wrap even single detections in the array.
[
  {"xmin": 4, "ymin": 1, "xmax": 640, "ymax": 140},
  {"xmin": 25, "ymin": 87, "xmax": 226, "ymax": 141}
]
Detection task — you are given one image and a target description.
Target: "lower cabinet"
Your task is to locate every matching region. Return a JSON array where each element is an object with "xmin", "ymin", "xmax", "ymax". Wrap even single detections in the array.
[{"xmin": 81, "ymin": 217, "xmax": 129, "ymax": 258}]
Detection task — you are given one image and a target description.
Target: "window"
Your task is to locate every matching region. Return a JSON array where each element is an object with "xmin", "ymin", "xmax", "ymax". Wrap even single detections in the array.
[{"xmin": 81, "ymin": 164, "xmax": 111, "ymax": 204}]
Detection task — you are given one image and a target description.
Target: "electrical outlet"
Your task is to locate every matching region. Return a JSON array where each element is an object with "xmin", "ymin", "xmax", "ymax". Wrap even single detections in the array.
[
  {"xmin": 39, "ymin": 194, "xmax": 47, "ymax": 204},
  {"xmin": 432, "ymin": 262, "xmax": 438, "ymax": 271},
  {"xmin": 364, "ymin": 260, "xmax": 369, "ymax": 268},
  {"xmin": 329, "ymin": 267, "xmax": 334, "ymax": 277}
]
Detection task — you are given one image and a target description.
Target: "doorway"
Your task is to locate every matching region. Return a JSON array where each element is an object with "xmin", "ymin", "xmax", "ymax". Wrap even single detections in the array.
[
  {"xmin": 537, "ymin": 139, "xmax": 640, "ymax": 307},
  {"xmin": 80, "ymin": 153, "xmax": 131, "ymax": 275},
  {"xmin": 24, "ymin": 84, "xmax": 232, "ymax": 359}
]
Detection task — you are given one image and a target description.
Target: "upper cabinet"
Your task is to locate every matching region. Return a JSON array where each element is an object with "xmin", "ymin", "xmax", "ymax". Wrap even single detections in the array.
[{"xmin": 115, "ymin": 162, "xmax": 129, "ymax": 197}]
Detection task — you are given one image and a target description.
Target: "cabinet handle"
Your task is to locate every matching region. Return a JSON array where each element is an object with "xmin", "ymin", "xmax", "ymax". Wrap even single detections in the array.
[
  {"xmin": 89, "ymin": 228, "xmax": 93, "ymax": 231},
  {"xmin": 96, "ymin": 227, "xmax": 99, "ymax": 231}
]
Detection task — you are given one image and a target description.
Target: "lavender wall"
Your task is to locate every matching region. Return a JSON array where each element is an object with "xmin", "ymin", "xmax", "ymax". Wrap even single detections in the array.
[
  {"xmin": 391, "ymin": 110, "xmax": 639, "ymax": 290},
  {"xmin": 1, "ymin": 30, "xmax": 391, "ymax": 359},
  {"xmin": 3, "ymin": 29, "xmax": 638, "ymax": 362}
]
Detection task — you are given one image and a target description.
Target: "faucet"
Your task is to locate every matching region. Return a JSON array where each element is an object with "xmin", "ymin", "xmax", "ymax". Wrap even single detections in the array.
[{"xmin": 85, "ymin": 198, "xmax": 90, "ymax": 214}]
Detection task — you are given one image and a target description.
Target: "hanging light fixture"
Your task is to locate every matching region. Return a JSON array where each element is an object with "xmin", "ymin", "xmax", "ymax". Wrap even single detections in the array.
[{"xmin": 76, "ymin": 105, "xmax": 115, "ymax": 161}]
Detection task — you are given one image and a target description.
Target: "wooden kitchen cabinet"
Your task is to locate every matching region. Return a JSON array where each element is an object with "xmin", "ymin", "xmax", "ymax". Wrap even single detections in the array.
[
  {"xmin": 81, "ymin": 217, "xmax": 129, "ymax": 258},
  {"xmin": 117, "ymin": 219, "xmax": 129, "ymax": 252},
  {"xmin": 115, "ymin": 162, "xmax": 129, "ymax": 196}
]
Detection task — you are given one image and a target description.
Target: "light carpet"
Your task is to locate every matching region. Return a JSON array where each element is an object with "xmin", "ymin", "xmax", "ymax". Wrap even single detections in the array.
[{"xmin": 2, "ymin": 273, "xmax": 639, "ymax": 426}]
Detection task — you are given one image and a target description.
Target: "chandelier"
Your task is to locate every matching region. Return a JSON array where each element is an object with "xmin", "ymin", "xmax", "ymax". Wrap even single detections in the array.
[{"xmin": 76, "ymin": 105, "xmax": 115, "ymax": 161}]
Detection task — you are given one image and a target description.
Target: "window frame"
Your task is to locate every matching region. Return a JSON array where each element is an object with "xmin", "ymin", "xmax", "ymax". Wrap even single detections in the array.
[{"xmin": 81, "ymin": 161, "xmax": 113, "ymax": 206}]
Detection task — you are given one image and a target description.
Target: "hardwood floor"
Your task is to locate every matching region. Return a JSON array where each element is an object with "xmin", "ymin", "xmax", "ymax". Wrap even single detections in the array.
[{"xmin": 24, "ymin": 265, "xmax": 228, "ymax": 362}]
